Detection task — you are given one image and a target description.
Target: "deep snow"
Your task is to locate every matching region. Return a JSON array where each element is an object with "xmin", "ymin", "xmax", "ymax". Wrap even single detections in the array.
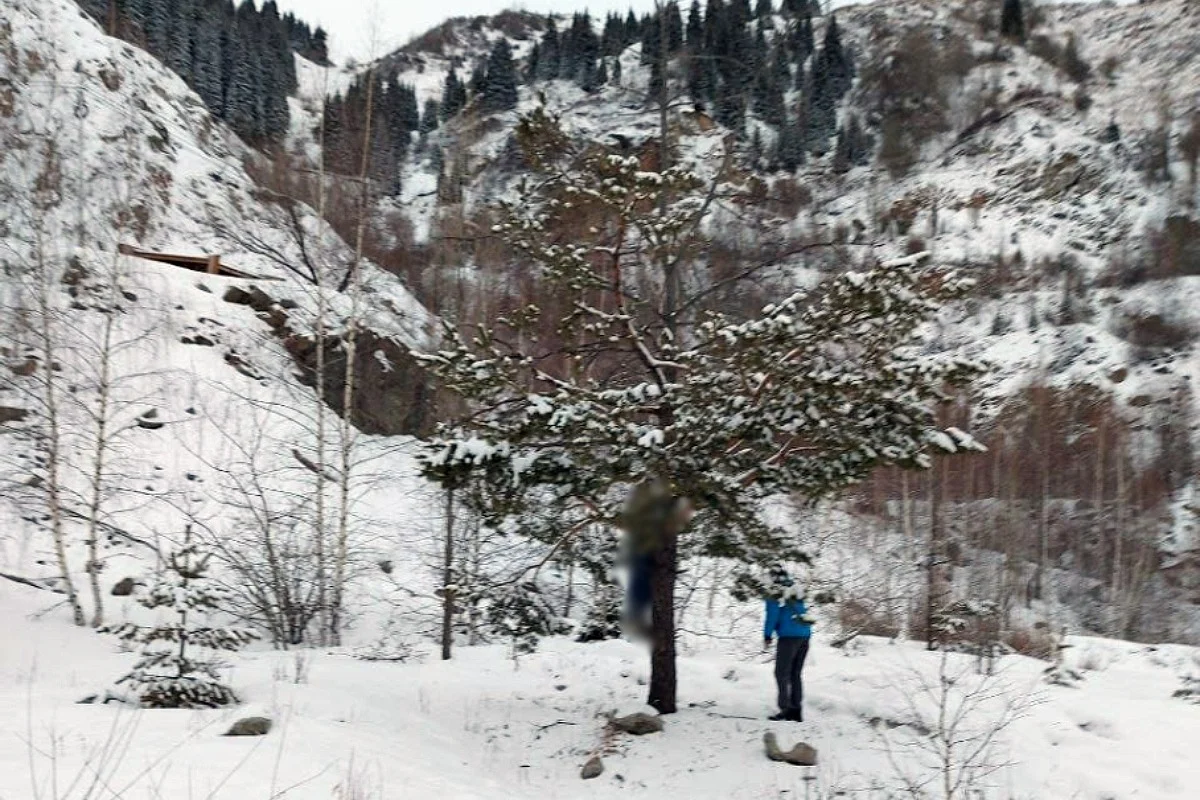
[{"xmin": 4, "ymin": 580, "xmax": 1200, "ymax": 800}]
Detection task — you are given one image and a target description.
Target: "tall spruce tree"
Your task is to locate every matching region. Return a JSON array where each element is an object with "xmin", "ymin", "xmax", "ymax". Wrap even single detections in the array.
[
  {"xmin": 665, "ymin": 2, "xmax": 685, "ymax": 53},
  {"xmin": 775, "ymin": 107, "xmax": 805, "ymax": 170},
  {"xmin": 538, "ymin": 18, "xmax": 561, "ymax": 80},
  {"xmin": 822, "ymin": 15, "xmax": 853, "ymax": 100},
  {"xmin": 225, "ymin": 26, "xmax": 264, "ymax": 140},
  {"xmin": 686, "ymin": 1, "xmax": 704, "ymax": 48},
  {"xmin": 752, "ymin": 55, "xmax": 786, "ymax": 127},
  {"xmin": 441, "ymin": 69, "xmax": 467, "ymax": 119},
  {"xmin": 191, "ymin": 8, "xmax": 223, "ymax": 111},
  {"xmin": 482, "ymin": 39, "xmax": 519, "ymax": 112},
  {"xmin": 421, "ymin": 98, "xmax": 441, "ymax": 134}
]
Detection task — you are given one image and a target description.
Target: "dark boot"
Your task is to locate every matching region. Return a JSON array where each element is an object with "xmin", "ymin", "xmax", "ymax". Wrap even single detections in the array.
[
  {"xmin": 767, "ymin": 710, "xmax": 791, "ymax": 721},
  {"xmin": 787, "ymin": 709, "xmax": 803, "ymax": 722}
]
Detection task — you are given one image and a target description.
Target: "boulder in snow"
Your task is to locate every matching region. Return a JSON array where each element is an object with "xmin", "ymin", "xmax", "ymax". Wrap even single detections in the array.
[
  {"xmin": 111, "ymin": 577, "xmax": 137, "ymax": 596},
  {"xmin": 580, "ymin": 755, "xmax": 604, "ymax": 779},
  {"xmin": 223, "ymin": 716, "xmax": 272, "ymax": 736},
  {"xmin": 764, "ymin": 732, "xmax": 817, "ymax": 766},
  {"xmin": 611, "ymin": 712, "xmax": 663, "ymax": 735}
]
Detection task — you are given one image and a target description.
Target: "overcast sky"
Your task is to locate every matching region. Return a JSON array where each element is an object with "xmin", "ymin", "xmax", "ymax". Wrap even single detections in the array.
[{"xmin": 274, "ymin": 0, "xmax": 663, "ymax": 63}]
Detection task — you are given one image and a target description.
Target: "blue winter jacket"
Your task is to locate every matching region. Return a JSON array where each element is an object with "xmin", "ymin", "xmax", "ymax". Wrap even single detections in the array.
[{"xmin": 764, "ymin": 598, "xmax": 812, "ymax": 639}]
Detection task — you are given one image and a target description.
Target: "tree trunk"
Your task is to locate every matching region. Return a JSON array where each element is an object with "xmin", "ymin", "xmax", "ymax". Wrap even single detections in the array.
[
  {"xmin": 926, "ymin": 460, "xmax": 950, "ymax": 650},
  {"xmin": 313, "ymin": 66, "xmax": 331, "ymax": 648},
  {"xmin": 647, "ymin": 2, "xmax": 679, "ymax": 716},
  {"xmin": 647, "ymin": 526, "xmax": 678, "ymax": 714},
  {"xmin": 34, "ymin": 226, "xmax": 85, "ymax": 628},
  {"xmin": 562, "ymin": 545, "xmax": 575, "ymax": 618},
  {"xmin": 329, "ymin": 64, "xmax": 376, "ymax": 646},
  {"xmin": 441, "ymin": 484, "xmax": 455, "ymax": 661},
  {"xmin": 899, "ymin": 470, "xmax": 915, "ymax": 641}
]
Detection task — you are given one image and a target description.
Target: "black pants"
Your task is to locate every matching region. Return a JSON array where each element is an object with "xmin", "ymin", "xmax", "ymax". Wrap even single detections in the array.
[{"xmin": 774, "ymin": 637, "xmax": 810, "ymax": 715}]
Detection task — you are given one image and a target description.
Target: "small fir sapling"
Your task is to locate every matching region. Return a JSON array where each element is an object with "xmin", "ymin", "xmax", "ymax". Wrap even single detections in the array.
[{"xmin": 103, "ymin": 527, "xmax": 258, "ymax": 708}]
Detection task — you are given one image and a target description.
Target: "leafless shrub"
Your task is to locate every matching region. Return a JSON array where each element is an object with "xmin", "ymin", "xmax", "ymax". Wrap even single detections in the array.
[{"xmin": 876, "ymin": 651, "xmax": 1033, "ymax": 800}]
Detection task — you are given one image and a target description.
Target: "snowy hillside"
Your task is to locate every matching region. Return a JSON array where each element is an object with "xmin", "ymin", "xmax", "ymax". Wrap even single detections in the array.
[{"xmin": 1, "ymin": 0, "xmax": 434, "ymax": 604}]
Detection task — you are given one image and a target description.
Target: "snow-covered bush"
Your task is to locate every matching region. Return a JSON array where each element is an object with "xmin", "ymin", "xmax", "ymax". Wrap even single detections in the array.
[
  {"xmin": 484, "ymin": 581, "xmax": 569, "ymax": 655},
  {"xmin": 103, "ymin": 528, "xmax": 258, "ymax": 708}
]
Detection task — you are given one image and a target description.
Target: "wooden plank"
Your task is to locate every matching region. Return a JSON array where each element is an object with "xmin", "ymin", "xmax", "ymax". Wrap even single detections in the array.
[{"xmin": 118, "ymin": 244, "xmax": 282, "ymax": 282}]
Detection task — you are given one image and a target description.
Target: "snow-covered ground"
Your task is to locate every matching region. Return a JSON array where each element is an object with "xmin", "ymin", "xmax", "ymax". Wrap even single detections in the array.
[{"xmin": 4, "ymin": 579, "xmax": 1199, "ymax": 800}]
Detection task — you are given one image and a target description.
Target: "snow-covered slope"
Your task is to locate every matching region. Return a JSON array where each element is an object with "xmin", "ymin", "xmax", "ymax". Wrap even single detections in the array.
[
  {"xmin": 3, "ymin": 577, "xmax": 1199, "ymax": 799},
  {"xmin": 1, "ymin": 0, "xmax": 434, "ymax": 594}
]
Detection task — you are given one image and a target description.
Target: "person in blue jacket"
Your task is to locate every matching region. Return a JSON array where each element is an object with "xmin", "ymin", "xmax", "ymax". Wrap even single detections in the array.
[{"xmin": 763, "ymin": 577, "xmax": 813, "ymax": 722}]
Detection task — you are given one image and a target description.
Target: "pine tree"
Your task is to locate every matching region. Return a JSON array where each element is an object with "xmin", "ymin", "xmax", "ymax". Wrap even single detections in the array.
[
  {"xmin": 665, "ymin": 1, "xmax": 685, "ymax": 53},
  {"xmin": 191, "ymin": 7, "xmax": 223, "ymax": 111},
  {"xmin": 1001, "ymin": 0, "xmax": 1025, "ymax": 42},
  {"xmin": 774, "ymin": 108, "xmax": 805, "ymax": 171},
  {"xmin": 420, "ymin": 98, "xmax": 440, "ymax": 134},
  {"xmin": 225, "ymin": 26, "xmax": 264, "ymax": 141},
  {"xmin": 803, "ymin": 16, "xmax": 851, "ymax": 153},
  {"xmin": 752, "ymin": 62, "xmax": 785, "ymax": 127},
  {"xmin": 441, "ymin": 69, "xmax": 467, "ymax": 119},
  {"xmin": 394, "ymin": 81, "xmax": 420, "ymax": 132},
  {"xmin": 482, "ymin": 39, "xmax": 519, "ymax": 112},
  {"xmin": 792, "ymin": 9, "xmax": 815, "ymax": 70},
  {"xmin": 771, "ymin": 40, "xmax": 791, "ymax": 86},
  {"xmin": 704, "ymin": 0, "xmax": 725, "ymax": 53},
  {"xmin": 822, "ymin": 15, "xmax": 853, "ymax": 100},
  {"xmin": 468, "ymin": 61, "xmax": 487, "ymax": 98},
  {"xmin": 804, "ymin": 54, "xmax": 835, "ymax": 153},
  {"xmin": 125, "ymin": 0, "xmax": 149, "ymax": 34},
  {"xmin": 640, "ymin": 13, "xmax": 660, "ymax": 66},
  {"xmin": 730, "ymin": 0, "xmax": 752, "ymax": 26},
  {"xmin": 103, "ymin": 528, "xmax": 258, "ymax": 709},
  {"xmin": 420, "ymin": 109, "xmax": 982, "ymax": 713},
  {"xmin": 538, "ymin": 18, "xmax": 561, "ymax": 80},
  {"xmin": 563, "ymin": 11, "xmax": 600, "ymax": 86},
  {"xmin": 145, "ymin": 0, "xmax": 171, "ymax": 59},
  {"xmin": 166, "ymin": 1, "xmax": 194, "ymax": 81},
  {"xmin": 686, "ymin": 1, "xmax": 704, "ymax": 49},
  {"xmin": 525, "ymin": 41, "xmax": 541, "ymax": 82},
  {"xmin": 310, "ymin": 27, "xmax": 329, "ymax": 64},
  {"xmin": 831, "ymin": 113, "xmax": 870, "ymax": 173},
  {"xmin": 602, "ymin": 12, "xmax": 624, "ymax": 56},
  {"xmin": 749, "ymin": 125, "xmax": 765, "ymax": 167}
]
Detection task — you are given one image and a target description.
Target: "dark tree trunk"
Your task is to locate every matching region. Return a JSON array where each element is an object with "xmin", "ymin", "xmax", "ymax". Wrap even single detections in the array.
[
  {"xmin": 441, "ymin": 484, "xmax": 455, "ymax": 661},
  {"xmin": 647, "ymin": 528, "xmax": 678, "ymax": 713}
]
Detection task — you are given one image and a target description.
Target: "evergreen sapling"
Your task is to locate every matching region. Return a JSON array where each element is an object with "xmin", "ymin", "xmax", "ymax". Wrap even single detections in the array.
[{"xmin": 104, "ymin": 528, "xmax": 258, "ymax": 708}]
